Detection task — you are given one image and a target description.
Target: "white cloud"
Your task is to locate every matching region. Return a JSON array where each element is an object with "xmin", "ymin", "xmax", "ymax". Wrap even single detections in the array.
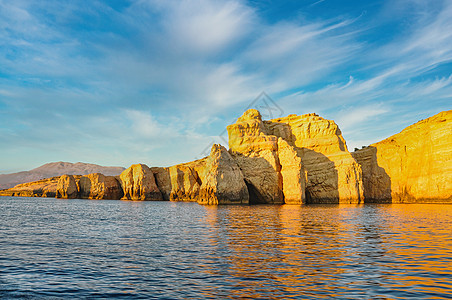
[{"xmin": 1, "ymin": 0, "xmax": 452, "ymax": 171}]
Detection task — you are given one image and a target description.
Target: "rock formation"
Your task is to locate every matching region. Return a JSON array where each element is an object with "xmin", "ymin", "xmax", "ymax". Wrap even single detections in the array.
[
  {"xmin": 152, "ymin": 158, "xmax": 206, "ymax": 201},
  {"xmin": 0, "ymin": 162, "xmax": 124, "ymax": 190},
  {"xmin": 120, "ymin": 164, "xmax": 162, "ymax": 201},
  {"xmin": 277, "ymin": 138, "xmax": 306, "ymax": 204},
  {"xmin": 227, "ymin": 109, "xmax": 362, "ymax": 204},
  {"xmin": 0, "ymin": 176, "xmax": 60, "ymax": 197},
  {"xmin": 264, "ymin": 113, "xmax": 363, "ymax": 203},
  {"xmin": 1, "ymin": 109, "xmax": 450, "ymax": 204},
  {"xmin": 56, "ymin": 175, "xmax": 78, "ymax": 199},
  {"xmin": 198, "ymin": 144, "xmax": 249, "ymax": 205},
  {"xmin": 79, "ymin": 173, "xmax": 123, "ymax": 200},
  {"xmin": 227, "ymin": 109, "xmax": 284, "ymax": 204},
  {"xmin": 353, "ymin": 110, "xmax": 452, "ymax": 203}
]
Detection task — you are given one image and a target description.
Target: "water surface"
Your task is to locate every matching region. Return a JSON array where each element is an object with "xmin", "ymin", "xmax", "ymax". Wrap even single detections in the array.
[{"xmin": 1, "ymin": 197, "xmax": 451, "ymax": 299}]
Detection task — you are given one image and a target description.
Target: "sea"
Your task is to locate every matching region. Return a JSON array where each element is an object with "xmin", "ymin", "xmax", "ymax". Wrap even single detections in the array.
[{"xmin": 0, "ymin": 197, "xmax": 451, "ymax": 299}]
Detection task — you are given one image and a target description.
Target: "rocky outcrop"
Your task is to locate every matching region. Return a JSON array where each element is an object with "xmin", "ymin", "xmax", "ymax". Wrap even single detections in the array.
[
  {"xmin": 0, "ymin": 176, "xmax": 60, "ymax": 197},
  {"xmin": 198, "ymin": 144, "xmax": 249, "ymax": 205},
  {"xmin": 353, "ymin": 110, "xmax": 452, "ymax": 203},
  {"xmin": 227, "ymin": 109, "xmax": 362, "ymax": 204},
  {"xmin": 227, "ymin": 109, "xmax": 284, "ymax": 204},
  {"xmin": 152, "ymin": 158, "xmax": 206, "ymax": 202},
  {"xmin": 79, "ymin": 173, "xmax": 123, "ymax": 200},
  {"xmin": 277, "ymin": 138, "xmax": 306, "ymax": 204},
  {"xmin": 56, "ymin": 175, "xmax": 78, "ymax": 199},
  {"xmin": 2, "ymin": 109, "xmax": 450, "ymax": 205},
  {"xmin": 0, "ymin": 162, "xmax": 124, "ymax": 190},
  {"xmin": 120, "ymin": 164, "xmax": 162, "ymax": 201},
  {"xmin": 264, "ymin": 113, "xmax": 363, "ymax": 204}
]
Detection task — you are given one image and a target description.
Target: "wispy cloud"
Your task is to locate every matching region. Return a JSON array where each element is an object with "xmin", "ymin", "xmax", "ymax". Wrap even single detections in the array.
[{"xmin": 0, "ymin": 0, "xmax": 451, "ymax": 172}]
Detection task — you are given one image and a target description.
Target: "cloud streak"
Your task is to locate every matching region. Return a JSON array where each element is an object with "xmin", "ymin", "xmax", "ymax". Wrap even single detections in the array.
[{"xmin": 0, "ymin": 0, "xmax": 451, "ymax": 172}]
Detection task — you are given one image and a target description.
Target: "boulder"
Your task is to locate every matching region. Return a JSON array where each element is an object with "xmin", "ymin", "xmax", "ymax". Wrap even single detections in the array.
[
  {"xmin": 198, "ymin": 144, "xmax": 249, "ymax": 205},
  {"xmin": 79, "ymin": 173, "xmax": 123, "ymax": 200},
  {"xmin": 120, "ymin": 164, "xmax": 162, "ymax": 200},
  {"xmin": 56, "ymin": 174, "xmax": 78, "ymax": 199}
]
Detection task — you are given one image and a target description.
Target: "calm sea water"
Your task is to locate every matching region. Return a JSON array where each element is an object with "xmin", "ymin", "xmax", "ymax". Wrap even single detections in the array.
[{"xmin": 0, "ymin": 197, "xmax": 451, "ymax": 299}]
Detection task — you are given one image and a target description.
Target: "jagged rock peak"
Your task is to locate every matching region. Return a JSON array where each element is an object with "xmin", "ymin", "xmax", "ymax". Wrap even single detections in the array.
[{"xmin": 237, "ymin": 109, "xmax": 262, "ymax": 122}]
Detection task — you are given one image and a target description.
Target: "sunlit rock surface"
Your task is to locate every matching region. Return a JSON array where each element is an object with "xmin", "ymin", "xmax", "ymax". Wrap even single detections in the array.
[
  {"xmin": 353, "ymin": 110, "xmax": 452, "ymax": 203},
  {"xmin": 152, "ymin": 158, "xmax": 206, "ymax": 202},
  {"xmin": 227, "ymin": 109, "xmax": 284, "ymax": 204},
  {"xmin": 0, "ymin": 176, "xmax": 60, "ymax": 197},
  {"xmin": 120, "ymin": 164, "xmax": 162, "ymax": 201},
  {"xmin": 264, "ymin": 113, "xmax": 363, "ymax": 204},
  {"xmin": 198, "ymin": 144, "xmax": 249, "ymax": 205},
  {"xmin": 79, "ymin": 173, "xmax": 123, "ymax": 200},
  {"xmin": 56, "ymin": 174, "xmax": 78, "ymax": 199},
  {"xmin": 2, "ymin": 109, "xmax": 450, "ymax": 204},
  {"xmin": 277, "ymin": 138, "xmax": 306, "ymax": 204}
]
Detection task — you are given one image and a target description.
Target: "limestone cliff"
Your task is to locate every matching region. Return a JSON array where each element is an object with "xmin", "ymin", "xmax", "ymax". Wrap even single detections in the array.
[
  {"xmin": 120, "ymin": 164, "xmax": 162, "ymax": 201},
  {"xmin": 2, "ymin": 109, "xmax": 450, "ymax": 205},
  {"xmin": 227, "ymin": 109, "xmax": 284, "ymax": 204},
  {"xmin": 0, "ymin": 176, "xmax": 60, "ymax": 197},
  {"xmin": 227, "ymin": 109, "xmax": 362, "ymax": 204},
  {"xmin": 198, "ymin": 144, "xmax": 249, "ymax": 205},
  {"xmin": 56, "ymin": 175, "xmax": 78, "ymax": 199},
  {"xmin": 79, "ymin": 173, "xmax": 123, "ymax": 200},
  {"xmin": 264, "ymin": 113, "xmax": 363, "ymax": 203},
  {"xmin": 152, "ymin": 158, "xmax": 206, "ymax": 202},
  {"xmin": 353, "ymin": 110, "xmax": 452, "ymax": 203}
]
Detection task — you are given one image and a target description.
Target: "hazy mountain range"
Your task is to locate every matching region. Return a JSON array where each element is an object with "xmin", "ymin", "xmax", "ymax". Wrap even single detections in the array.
[{"xmin": 0, "ymin": 162, "xmax": 125, "ymax": 190}]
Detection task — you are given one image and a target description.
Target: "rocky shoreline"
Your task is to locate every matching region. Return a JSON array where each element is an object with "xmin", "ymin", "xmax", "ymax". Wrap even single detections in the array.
[{"xmin": 1, "ymin": 109, "xmax": 451, "ymax": 204}]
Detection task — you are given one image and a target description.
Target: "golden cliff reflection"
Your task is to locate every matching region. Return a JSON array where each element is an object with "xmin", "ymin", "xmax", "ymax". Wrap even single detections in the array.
[{"xmin": 199, "ymin": 204, "xmax": 452, "ymax": 299}]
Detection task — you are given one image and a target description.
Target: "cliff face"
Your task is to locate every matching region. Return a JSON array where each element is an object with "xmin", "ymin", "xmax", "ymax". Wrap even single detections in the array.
[
  {"xmin": 152, "ymin": 158, "xmax": 206, "ymax": 202},
  {"xmin": 0, "ymin": 176, "xmax": 61, "ymax": 197},
  {"xmin": 227, "ymin": 110, "xmax": 362, "ymax": 204},
  {"xmin": 353, "ymin": 110, "xmax": 452, "ymax": 203},
  {"xmin": 0, "ymin": 162, "xmax": 124, "ymax": 190},
  {"xmin": 264, "ymin": 113, "xmax": 363, "ymax": 203},
  {"xmin": 227, "ymin": 109, "xmax": 284, "ymax": 204},
  {"xmin": 2, "ymin": 109, "xmax": 450, "ymax": 204},
  {"xmin": 120, "ymin": 164, "xmax": 162, "ymax": 201},
  {"xmin": 198, "ymin": 144, "xmax": 249, "ymax": 205}
]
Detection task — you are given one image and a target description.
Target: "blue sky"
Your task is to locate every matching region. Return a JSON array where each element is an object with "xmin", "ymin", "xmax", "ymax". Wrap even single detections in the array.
[{"xmin": 1, "ymin": 0, "xmax": 451, "ymax": 173}]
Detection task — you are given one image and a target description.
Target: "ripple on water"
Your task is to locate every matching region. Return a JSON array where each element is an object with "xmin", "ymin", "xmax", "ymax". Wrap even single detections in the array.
[{"xmin": 0, "ymin": 197, "xmax": 451, "ymax": 299}]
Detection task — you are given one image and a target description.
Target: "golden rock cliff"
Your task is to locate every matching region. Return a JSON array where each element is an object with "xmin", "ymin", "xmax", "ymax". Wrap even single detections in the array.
[
  {"xmin": 152, "ymin": 158, "xmax": 206, "ymax": 202},
  {"xmin": 227, "ymin": 109, "xmax": 284, "ymax": 204},
  {"xmin": 198, "ymin": 144, "xmax": 249, "ymax": 205},
  {"xmin": 352, "ymin": 110, "xmax": 452, "ymax": 203},
  {"xmin": 227, "ymin": 109, "xmax": 362, "ymax": 204},
  {"xmin": 264, "ymin": 113, "xmax": 363, "ymax": 203},
  {"xmin": 120, "ymin": 164, "xmax": 162, "ymax": 200},
  {"xmin": 2, "ymin": 109, "xmax": 450, "ymax": 205}
]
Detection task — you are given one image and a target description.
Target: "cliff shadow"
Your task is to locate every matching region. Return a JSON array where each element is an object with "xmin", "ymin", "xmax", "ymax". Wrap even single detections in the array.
[
  {"xmin": 353, "ymin": 146, "xmax": 392, "ymax": 203},
  {"xmin": 265, "ymin": 121, "xmax": 341, "ymax": 204},
  {"xmin": 232, "ymin": 155, "xmax": 284, "ymax": 205},
  {"xmin": 301, "ymin": 149, "xmax": 340, "ymax": 204}
]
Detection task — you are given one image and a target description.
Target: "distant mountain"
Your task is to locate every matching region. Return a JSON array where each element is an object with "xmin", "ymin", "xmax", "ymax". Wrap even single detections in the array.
[{"xmin": 0, "ymin": 162, "xmax": 125, "ymax": 190}]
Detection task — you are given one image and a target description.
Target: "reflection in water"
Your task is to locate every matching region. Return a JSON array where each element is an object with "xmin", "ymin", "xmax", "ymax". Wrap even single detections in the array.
[
  {"xmin": 0, "ymin": 197, "xmax": 451, "ymax": 299},
  {"xmin": 200, "ymin": 204, "xmax": 452, "ymax": 299}
]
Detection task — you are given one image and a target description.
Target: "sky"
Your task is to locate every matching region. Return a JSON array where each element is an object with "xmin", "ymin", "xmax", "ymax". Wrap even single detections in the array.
[{"xmin": 1, "ymin": 0, "xmax": 451, "ymax": 173}]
